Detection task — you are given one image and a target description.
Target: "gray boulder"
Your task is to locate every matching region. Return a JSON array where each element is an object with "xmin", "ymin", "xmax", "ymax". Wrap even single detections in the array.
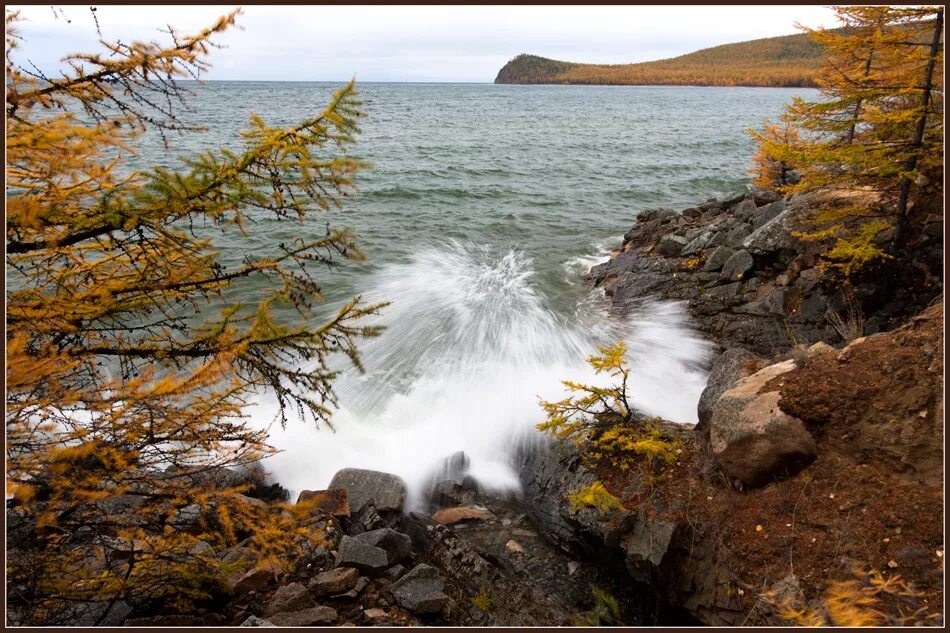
[
  {"xmin": 750, "ymin": 187, "xmax": 782, "ymax": 206},
  {"xmin": 390, "ymin": 564, "xmax": 449, "ymax": 614},
  {"xmin": 752, "ymin": 200, "xmax": 786, "ymax": 230},
  {"xmin": 719, "ymin": 250, "xmax": 754, "ymax": 282},
  {"xmin": 742, "ymin": 209, "xmax": 792, "ymax": 255},
  {"xmin": 657, "ymin": 234, "xmax": 688, "ymax": 257},
  {"xmin": 338, "ymin": 535, "xmax": 389, "ymax": 572},
  {"xmin": 702, "ymin": 246, "xmax": 734, "ymax": 272},
  {"xmin": 329, "ymin": 468, "xmax": 408, "ymax": 514},
  {"xmin": 732, "ymin": 198, "xmax": 758, "ymax": 222},
  {"xmin": 353, "ymin": 528, "xmax": 411, "ymax": 566},
  {"xmin": 709, "ymin": 360, "xmax": 817, "ymax": 486},
  {"xmin": 696, "ymin": 348, "xmax": 763, "ymax": 434},
  {"xmin": 724, "ymin": 225, "xmax": 752, "ymax": 248}
]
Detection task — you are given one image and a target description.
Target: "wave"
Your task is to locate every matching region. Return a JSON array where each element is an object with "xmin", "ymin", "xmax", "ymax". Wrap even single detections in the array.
[{"xmin": 250, "ymin": 241, "xmax": 712, "ymax": 508}]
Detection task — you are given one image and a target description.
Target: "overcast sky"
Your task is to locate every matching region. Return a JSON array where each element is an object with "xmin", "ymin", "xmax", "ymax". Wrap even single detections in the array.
[{"xmin": 9, "ymin": 5, "xmax": 839, "ymax": 82}]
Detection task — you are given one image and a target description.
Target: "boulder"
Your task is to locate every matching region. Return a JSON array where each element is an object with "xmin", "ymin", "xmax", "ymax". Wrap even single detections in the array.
[
  {"xmin": 268, "ymin": 606, "xmax": 337, "ymax": 626},
  {"xmin": 750, "ymin": 187, "xmax": 782, "ymax": 206},
  {"xmin": 71, "ymin": 600, "xmax": 132, "ymax": 626},
  {"xmin": 384, "ymin": 564, "xmax": 406, "ymax": 582},
  {"xmin": 169, "ymin": 503, "xmax": 202, "ymax": 533},
  {"xmin": 432, "ymin": 506, "xmax": 494, "ymax": 526},
  {"xmin": 296, "ymin": 489, "xmax": 349, "ymax": 516},
  {"xmin": 682, "ymin": 207, "xmax": 702, "ymax": 219},
  {"xmin": 328, "ymin": 469, "xmax": 408, "ymax": 514},
  {"xmin": 732, "ymin": 198, "xmax": 758, "ymax": 222},
  {"xmin": 752, "ymin": 200, "xmax": 785, "ymax": 230},
  {"xmin": 337, "ymin": 535, "xmax": 389, "ymax": 572},
  {"xmin": 709, "ymin": 360, "xmax": 817, "ymax": 487},
  {"xmin": 390, "ymin": 564, "xmax": 449, "ymax": 614},
  {"xmin": 586, "ymin": 248, "xmax": 638, "ymax": 286},
  {"xmin": 353, "ymin": 528, "xmax": 412, "ymax": 566},
  {"xmin": 430, "ymin": 480, "xmax": 475, "ymax": 508},
  {"xmin": 332, "ymin": 575, "xmax": 368, "ymax": 600},
  {"xmin": 719, "ymin": 249, "xmax": 754, "ymax": 282},
  {"xmin": 309, "ymin": 567, "xmax": 359, "ymax": 596},
  {"xmin": 724, "ymin": 225, "xmax": 751, "ymax": 248},
  {"xmin": 656, "ymin": 234, "xmax": 689, "ymax": 257},
  {"xmin": 742, "ymin": 209, "xmax": 792, "ymax": 255},
  {"xmin": 702, "ymin": 246, "xmax": 734, "ymax": 272},
  {"xmin": 696, "ymin": 348, "xmax": 763, "ymax": 434},
  {"xmin": 349, "ymin": 501, "xmax": 387, "ymax": 535},
  {"xmin": 263, "ymin": 582, "xmax": 314, "ymax": 617}
]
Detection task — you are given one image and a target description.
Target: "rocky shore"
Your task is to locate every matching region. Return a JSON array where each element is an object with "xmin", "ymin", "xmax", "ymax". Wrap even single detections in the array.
[{"xmin": 8, "ymin": 186, "xmax": 943, "ymax": 627}]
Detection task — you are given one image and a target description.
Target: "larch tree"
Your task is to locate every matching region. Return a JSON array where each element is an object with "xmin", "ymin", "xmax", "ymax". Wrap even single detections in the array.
[
  {"xmin": 6, "ymin": 8, "xmax": 384, "ymax": 624},
  {"xmin": 749, "ymin": 5, "xmax": 944, "ymax": 273}
]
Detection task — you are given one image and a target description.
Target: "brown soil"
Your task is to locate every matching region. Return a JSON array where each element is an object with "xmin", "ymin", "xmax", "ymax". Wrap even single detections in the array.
[{"xmin": 595, "ymin": 303, "xmax": 944, "ymax": 625}]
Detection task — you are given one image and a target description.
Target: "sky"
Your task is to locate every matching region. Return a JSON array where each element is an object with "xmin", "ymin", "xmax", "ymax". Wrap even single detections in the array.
[{"xmin": 8, "ymin": 5, "xmax": 840, "ymax": 83}]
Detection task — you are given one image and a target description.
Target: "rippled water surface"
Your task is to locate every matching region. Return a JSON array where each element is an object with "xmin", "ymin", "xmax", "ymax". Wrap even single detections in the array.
[{"xmin": 134, "ymin": 82, "xmax": 814, "ymax": 500}]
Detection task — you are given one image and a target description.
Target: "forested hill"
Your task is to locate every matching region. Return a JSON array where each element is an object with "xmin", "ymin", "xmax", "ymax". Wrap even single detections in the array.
[{"xmin": 494, "ymin": 32, "xmax": 822, "ymax": 87}]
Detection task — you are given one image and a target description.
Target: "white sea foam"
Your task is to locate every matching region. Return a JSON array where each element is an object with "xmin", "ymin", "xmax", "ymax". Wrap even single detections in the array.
[{"xmin": 251, "ymin": 241, "xmax": 712, "ymax": 508}]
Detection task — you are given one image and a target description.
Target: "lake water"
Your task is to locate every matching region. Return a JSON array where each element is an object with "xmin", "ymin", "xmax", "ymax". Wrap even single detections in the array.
[{"xmin": 133, "ymin": 82, "xmax": 816, "ymax": 502}]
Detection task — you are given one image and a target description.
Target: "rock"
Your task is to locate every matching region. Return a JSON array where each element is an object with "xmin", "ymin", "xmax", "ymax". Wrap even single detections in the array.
[
  {"xmin": 807, "ymin": 342, "xmax": 835, "ymax": 356},
  {"xmin": 432, "ymin": 506, "xmax": 494, "ymax": 525},
  {"xmin": 622, "ymin": 512, "xmax": 678, "ymax": 583},
  {"xmin": 230, "ymin": 566, "xmax": 276, "ymax": 595},
  {"xmin": 384, "ymin": 564, "xmax": 406, "ymax": 582},
  {"xmin": 742, "ymin": 209, "xmax": 792, "ymax": 255},
  {"xmin": 328, "ymin": 468, "xmax": 408, "ymax": 515},
  {"xmin": 269, "ymin": 606, "xmax": 337, "ymax": 626},
  {"xmin": 363, "ymin": 608, "xmax": 391, "ymax": 625},
  {"xmin": 682, "ymin": 206, "xmax": 702, "ymax": 219},
  {"xmin": 353, "ymin": 528, "xmax": 412, "ymax": 565},
  {"xmin": 724, "ymin": 225, "xmax": 752, "ymax": 248},
  {"xmin": 333, "ymin": 575, "xmax": 368, "ymax": 600},
  {"xmin": 638, "ymin": 207, "xmax": 678, "ymax": 223},
  {"xmin": 752, "ymin": 200, "xmax": 785, "ymax": 230},
  {"xmin": 505, "ymin": 540, "xmax": 526, "ymax": 555},
  {"xmin": 390, "ymin": 564, "xmax": 449, "ymax": 614},
  {"xmin": 750, "ymin": 187, "xmax": 782, "ymax": 206},
  {"xmin": 309, "ymin": 567, "xmax": 359, "ymax": 595},
  {"xmin": 656, "ymin": 234, "xmax": 688, "ymax": 257},
  {"xmin": 263, "ymin": 582, "xmax": 314, "ymax": 616},
  {"xmin": 349, "ymin": 501, "xmax": 387, "ymax": 535},
  {"xmin": 696, "ymin": 348, "xmax": 763, "ymax": 434},
  {"xmin": 709, "ymin": 360, "xmax": 817, "ymax": 486},
  {"xmin": 702, "ymin": 246, "xmax": 734, "ymax": 272},
  {"xmin": 296, "ymin": 489, "xmax": 349, "ymax": 516},
  {"xmin": 795, "ymin": 267, "xmax": 822, "ymax": 294},
  {"xmin": 430, "ymin": 480, "xmax": 475, "ymax": 508},
  {"xmin": 719, "ymin": 250, "xmax": 754, "ymax": 282},
  {"xmin": 169, "ymin": 503, "xmax": 202, "ymax": 532},
  {"xmin": 796, "ymin": 294, "xmax": 827, "ymax": 321},
  {"xmin": 587, "ymin": 248, "xmax": 638, "ymax": 286},
  {"xmin": 71, "ymin": 600, "xmax": 132, "ymax": 626},
  {"xmin": 240, "ymin": 616, "xmax": 276, "ymax": 627},
  {"xmin": 338, "ymin": 535, "xmax": 390, "ymax": 572},
  {"xmin": 732, "ymin": 198, "xmax": 758, "ymax": 222}
]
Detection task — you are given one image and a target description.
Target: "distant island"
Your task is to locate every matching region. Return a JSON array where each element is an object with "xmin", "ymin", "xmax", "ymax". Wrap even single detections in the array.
[{"xmin": 494, "ymin": 31, "xmax": 821, "ymax": 87}]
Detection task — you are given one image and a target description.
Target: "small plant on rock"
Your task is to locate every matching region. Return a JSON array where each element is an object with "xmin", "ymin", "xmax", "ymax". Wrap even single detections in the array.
[
  {"xmin": 573, "ymin": 584, "xmax": 621, "ymax": 626},
  {"xmin": 472, "ymin": 586, "xmax": 494, "ymax": 613},
  {"xmin": 566, "ymin": 481, "xmax": 623, "ymax": 515},
  {"xmin": 538, "ymin": 341, "xmax": 682, "ymax": 474}
]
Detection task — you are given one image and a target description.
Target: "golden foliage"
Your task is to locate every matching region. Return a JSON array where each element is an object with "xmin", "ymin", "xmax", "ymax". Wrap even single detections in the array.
[
  {"xmin": 472, "ymin": 586, "xmax": 495, "ymax": 613},
  {"xmin": 764, "ymin": 565, "xmax": 941, "ymax": 626},
  {"xmin": 748, "ymin": 6, "xmax": 944, "ymax": 273},
  {"xmin": 6, "ymin": 8, "xmax": 383, "ymax": 624},
  {"xmin": 566, "ymin": 481, "xmax": 624, "ymax": 515},
  {"xmin": 573, "ymin": 584, "xmax": 622, "ymax": 626}
]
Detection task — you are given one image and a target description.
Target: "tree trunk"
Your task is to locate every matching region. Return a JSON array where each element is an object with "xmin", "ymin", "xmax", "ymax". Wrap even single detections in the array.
[{"xmin": 892, "ymin": 8, "xmax": 943, "ymax": 252}]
